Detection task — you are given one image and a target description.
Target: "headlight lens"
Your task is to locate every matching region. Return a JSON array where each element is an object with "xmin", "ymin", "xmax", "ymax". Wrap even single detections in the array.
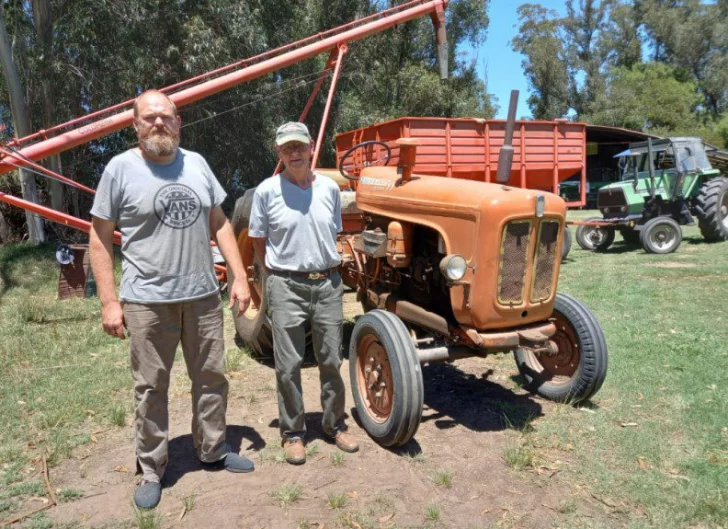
[{"xmin": 439, "ymin": 254, "xmax": 467, "ymax": 281}]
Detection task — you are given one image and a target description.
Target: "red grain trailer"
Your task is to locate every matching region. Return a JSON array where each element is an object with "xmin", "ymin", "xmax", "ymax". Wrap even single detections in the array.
[{"xmin": 335, "ymin": 117, "xmax": 587, "ymax": 207}]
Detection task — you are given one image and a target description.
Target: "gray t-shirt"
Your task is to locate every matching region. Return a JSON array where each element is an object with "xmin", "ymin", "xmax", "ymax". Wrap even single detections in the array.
[
  {"xmin": 90, "ymin": 148, "xmax": 226, "ymax": 303},
  {"xmin": 248, "ymin": 173, "xmax": 342, "ymax": 272}
]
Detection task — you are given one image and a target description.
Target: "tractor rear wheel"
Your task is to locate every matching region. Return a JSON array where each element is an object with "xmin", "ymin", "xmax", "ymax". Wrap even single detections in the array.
[
  {"xmin": 575, "ymin": 220, "xmax": 615, "ymax": 251},
  {"xmin": 230, "ymin": 189, "xmax": 275, "ymax": 359},
  {"xmin": 695, "ymin": 176, "xmax": 728, "ymax": 242},
  {"xmin": 514, "ymin": 293, "xmax": 608, "ymax": 403},
  {"xmin": 349, "ymin": 310, "xmax": 423, "ymax": 447},
  {"xmin": 640, "ymin": 216, "xmax": 682, "ymax": 254}
]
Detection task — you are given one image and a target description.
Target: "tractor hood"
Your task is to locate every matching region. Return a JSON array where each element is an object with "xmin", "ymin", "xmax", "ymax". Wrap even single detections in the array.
[{"xmin": 355, "ymin": 167, "xmax": 567, "ymax": 330}]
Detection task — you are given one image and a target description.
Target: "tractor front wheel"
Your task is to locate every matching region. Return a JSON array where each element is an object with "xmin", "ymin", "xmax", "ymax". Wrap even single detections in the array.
[
  {"xmin": 514, "ymin": 293, "xmax": 608, "ymax": 403},
  {"xmin": 640, "ymin": 217, "xmax": 682, "ymax": 254},
  {"xmin": 575, "ymin": 220, "xmax": 615, "ymax": 251},
  {"xmin": 695, "ymin": 176, "xmax": 728, "ymax": 242},
  {"xmin": 349, "ymin": 310, "xmax": 423, "ymax": 447}
]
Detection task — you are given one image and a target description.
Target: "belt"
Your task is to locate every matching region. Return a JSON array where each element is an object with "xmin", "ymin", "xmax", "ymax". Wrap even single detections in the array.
[{"xmin": 267, "ymin": 267, "xmax": 338, "ymax": 280}]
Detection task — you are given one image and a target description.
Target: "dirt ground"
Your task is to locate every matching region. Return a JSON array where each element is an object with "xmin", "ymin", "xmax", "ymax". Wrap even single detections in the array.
[{"xmin": 39, "ymin": 293, "xmax": 612, "ymax": 529}]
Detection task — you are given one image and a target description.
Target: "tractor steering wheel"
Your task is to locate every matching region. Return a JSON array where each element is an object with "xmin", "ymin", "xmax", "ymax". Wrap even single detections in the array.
[{"xmin": 338, "ymin": 140, "xmax": 392, "ymax": 181}]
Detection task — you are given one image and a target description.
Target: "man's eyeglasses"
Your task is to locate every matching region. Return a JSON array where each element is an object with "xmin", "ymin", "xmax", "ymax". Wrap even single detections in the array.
[{"xmin": 280, "ymin": 143, "xmax": 310, "ymax": 154}]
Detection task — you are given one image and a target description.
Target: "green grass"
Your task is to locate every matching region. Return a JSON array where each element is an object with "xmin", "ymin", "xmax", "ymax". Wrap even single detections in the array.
[
  {"xmin": 424, "ymin": 504, "xmax": 440, "ymax": 522},
  {"xmin": 22, "ymin": 513, "xmax": 54, "ymax": 529},
  {"xmin": 132, "ymin": 506, "xmax": 162, "ymax": 529},
  {"xmin": 0, "ymin": 244, "xmax": 130, "ymax": 513},
  {"xmin": 330, "ymin": 451, "xmax": 345, "ymax": 466},
  {"xmin": 430, "ymin": 469, "xmax": 454, "ymax": 487},
  {"xmin": 57, "ymin": 488, "xmax": 84, "ymax": 503},
  {"xmin": 270, "ymin": 483, "xmax": 303, "ymax": 506},
  {"xmin": 327, "ymin": 491, "xmax": 348, "ymax": 509},
  {"xmin": 537, "ymin": 212, "xmax": 728, "ymax": 529},
  {"xmin": 305, "ymin": 442, "xmax": 320, "ymax": 457}
]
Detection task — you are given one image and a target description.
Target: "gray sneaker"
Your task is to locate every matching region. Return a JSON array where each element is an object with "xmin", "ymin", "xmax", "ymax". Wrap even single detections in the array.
[
  {"xmin": 134, "ymin": 481, "xmax": 161, "ymax": 510},
  {"xmin": 223, "ymin": 453, "xmax": 255, "ymax": 473}
]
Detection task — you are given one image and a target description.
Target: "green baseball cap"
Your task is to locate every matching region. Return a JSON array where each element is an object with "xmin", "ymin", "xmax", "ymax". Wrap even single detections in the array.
[{"xmin": 276, "ymin": 122, "xmax": 312, "ymax": 146}]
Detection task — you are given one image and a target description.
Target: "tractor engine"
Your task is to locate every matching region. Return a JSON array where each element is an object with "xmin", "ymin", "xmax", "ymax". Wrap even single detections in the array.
[{"xmin": 340, "ymin": 219, "xmax": 455, "ymax": 326}]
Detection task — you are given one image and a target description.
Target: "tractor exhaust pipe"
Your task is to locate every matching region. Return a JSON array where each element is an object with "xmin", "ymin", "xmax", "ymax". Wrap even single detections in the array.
[
  {"xmin": 496, "ymin": 90, "xmax": 519, "ymax": 185},
  {"xmin": 431, "ymin": 4, "xmax": 448, "ymax": 79}
]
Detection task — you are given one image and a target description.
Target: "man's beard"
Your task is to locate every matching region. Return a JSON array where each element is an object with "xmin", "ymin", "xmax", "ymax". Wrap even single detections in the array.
[{"xmin": 139, "ymin": 131, "xmax": 179, "ymax": 158}]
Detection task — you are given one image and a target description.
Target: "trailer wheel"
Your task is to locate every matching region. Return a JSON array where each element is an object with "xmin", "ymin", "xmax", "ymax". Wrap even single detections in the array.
[
  {"xmin": 561, "ymin": 225, "xmax": 572, "ymax": 260},
  {"xmin": 230, "ymin": 189, "xmax": 275, "ymax": 359},
  {"xmin": 695, "ymin": 176, "xmax": 728, "ymax": 242},
  {"xmin": 619, "ymin": 228, "xmax": 640, "ymax": 245},
  {"xmin": 349, "ymin": 310, "xmax": 423, "ymax": 447},
  {"xmin": 575, "ymin": 220, "xmax": 615, "ymax": 251},
  {"xmin": 640, "ymin": 217, "xmax": 682, "ymax": 254},
  {"xmin": 514, "ymin": 293, "xmax": 608, "ymax": 403}
]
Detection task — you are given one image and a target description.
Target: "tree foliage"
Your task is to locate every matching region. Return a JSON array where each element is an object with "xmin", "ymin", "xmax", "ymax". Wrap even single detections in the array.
[
  {"xmin": 0, "ymin": 0, "xmax": 494, "ymax": 240},
  {"xmin": 512, "ymin": 0, "xmax": 727, "ymax": 147}
]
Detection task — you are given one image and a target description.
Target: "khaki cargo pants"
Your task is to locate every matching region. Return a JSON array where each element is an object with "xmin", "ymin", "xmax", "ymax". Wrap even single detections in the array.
[
  {"xmin": 122, "ymin": 293, "xmax": 230, "ymax": 483},
  {"xmin": 267, "ymin": 271, "xmax": 347, "ymax": 441}
]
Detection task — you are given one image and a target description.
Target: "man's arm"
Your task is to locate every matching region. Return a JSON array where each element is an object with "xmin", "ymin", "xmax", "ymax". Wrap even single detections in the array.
[
  {"xmin": 210, "ymin": 206, "xmax": 250, "ymax": 315},
  {"xmin": 89, "ymin": 217, "xmax": 125, "ymax": 339}
]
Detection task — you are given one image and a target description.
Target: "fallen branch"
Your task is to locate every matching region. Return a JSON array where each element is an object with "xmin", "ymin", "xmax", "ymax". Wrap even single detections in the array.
[
  {"xmin": 0, "ymin": 502, "xmax": 54, "ymax": 527},
  {"xmin": 314, "ymin": 479, "xmax": 338, "ymax": 490},
  {"xmin": 20, "ymin": 364, "xmax": 89, "ymax": 371},
  {"xmin": 42, "ymin": 454, "xmax": 58, "ymax": 506},
  {"xmin": 1, "ymin": 456, "xmax": 57, "ymax": 527}
]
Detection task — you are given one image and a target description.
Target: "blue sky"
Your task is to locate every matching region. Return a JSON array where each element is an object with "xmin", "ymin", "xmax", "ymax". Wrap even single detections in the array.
[{"xmin": 464, "ymin": 1, "xmax": 567, "ymax": 119}]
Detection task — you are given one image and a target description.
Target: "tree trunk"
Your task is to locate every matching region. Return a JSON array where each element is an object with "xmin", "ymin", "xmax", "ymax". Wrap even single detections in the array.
[
  {"xmin": 0, "ymin": 4, "xmax": 45, "ymax": 244},
  {"xmin": 33, "ymin": 0, "xmax": 65, "ymax": 213}
]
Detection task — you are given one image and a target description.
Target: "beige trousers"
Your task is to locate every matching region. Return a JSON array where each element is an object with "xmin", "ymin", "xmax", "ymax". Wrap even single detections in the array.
[{"xmin": 123, "ymin": 293, "xmax": 229, "ymax": 483}]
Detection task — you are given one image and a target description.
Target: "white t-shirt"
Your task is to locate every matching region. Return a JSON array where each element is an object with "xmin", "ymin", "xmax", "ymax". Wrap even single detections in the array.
[{"xmin": 248, "ymin": 173, "xmax": 342, "ymax": 272}]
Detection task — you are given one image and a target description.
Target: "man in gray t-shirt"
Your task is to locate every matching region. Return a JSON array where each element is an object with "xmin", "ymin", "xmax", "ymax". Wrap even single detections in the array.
[
  {"xmin": 89, "ymin": 90, "xmax": 254, "ymax": 510},
  {"xmin": 248, "ymin": 121, "xmax": 359, "ymax": 465}
]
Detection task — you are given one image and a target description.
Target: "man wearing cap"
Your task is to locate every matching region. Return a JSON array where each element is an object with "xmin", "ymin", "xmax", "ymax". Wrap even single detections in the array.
[{"xmin": 248, "ymin": 121, "xmax": 359, "ymax": 465}]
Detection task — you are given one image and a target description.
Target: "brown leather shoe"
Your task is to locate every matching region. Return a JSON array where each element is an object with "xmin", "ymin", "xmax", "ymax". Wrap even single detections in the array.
[
  {"xmin": 283, "ymin": 439, "xmax": 306, "ymax": 465},
  {"xmin": 334, "ymin": 431, "xmax": 359, "ymax": 453}
]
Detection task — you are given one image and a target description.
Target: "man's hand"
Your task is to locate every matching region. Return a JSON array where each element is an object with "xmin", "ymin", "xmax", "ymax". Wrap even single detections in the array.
[
  {"xmin": 229, "ymin": 277, "xmax": 251, "ymax": 316},
  {"xmin": 101, "ymin": 301, "xmax": 126, "ymax": 339}
]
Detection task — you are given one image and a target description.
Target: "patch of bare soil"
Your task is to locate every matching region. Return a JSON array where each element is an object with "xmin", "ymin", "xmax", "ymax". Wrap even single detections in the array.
[
  {"xmin": 647, "ymin": 262, "xmax": 697, "ymax": 268},
  {"xmin": 35, "ymin": 293, "xmax": 613, "ymax": 529}
]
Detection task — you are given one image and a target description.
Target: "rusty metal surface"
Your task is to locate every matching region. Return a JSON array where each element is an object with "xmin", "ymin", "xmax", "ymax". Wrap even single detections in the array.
[
  {"xmin": 58, "ymin": 245, "xmax": 91, "ymax": 300},
  {"xmin": 356, "ymin": 335, "xmax": 394, "ymax": 423},
  {"xmin": 335, "ymin": 117, "xmax": 587, "ymax": 195},
  {"xmin": 352, "ymin": 166, "xmax": 566, "ymax": 330},
  {"xmin": 498, "ymin": 221, "xmax": 531, "ymax": 305},
  {"xmin": 531, "ymin": 221, "xmax": 559, "ymax": 303}
]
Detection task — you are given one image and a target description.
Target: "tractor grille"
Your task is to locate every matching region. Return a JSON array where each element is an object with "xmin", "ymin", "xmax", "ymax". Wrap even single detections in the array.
[
  {"xmin": 597, "ymin": 187, "xmax": 627, "ymax": 208},
  {"xmin": 531, "ymin": 220, "xmax": 559, "ymax": 303},
  {"xmin": 498, "ymin": 220, "xmax": 532, "ymax": 305}
]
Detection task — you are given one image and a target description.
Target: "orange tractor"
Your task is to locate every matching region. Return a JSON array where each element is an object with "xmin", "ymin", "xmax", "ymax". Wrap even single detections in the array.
[{"xmin": 232, "ymin": 97, "xmax": 608, "ymax": 447}]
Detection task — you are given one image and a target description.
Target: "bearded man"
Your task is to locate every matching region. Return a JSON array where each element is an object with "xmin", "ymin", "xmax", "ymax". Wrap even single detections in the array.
[{"xmin": 89, "ymin": 90, "xmax": 254, "ymax": 510}]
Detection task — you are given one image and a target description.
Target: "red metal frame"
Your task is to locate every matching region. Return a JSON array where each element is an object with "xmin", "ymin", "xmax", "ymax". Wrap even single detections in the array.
[
  {"xmin": 0, "ymin": 0, "xmax": 449, "ymax": 256},
  {"xmin": 0, "ymin": 0, "xmax": 448, "ymax": 176}
]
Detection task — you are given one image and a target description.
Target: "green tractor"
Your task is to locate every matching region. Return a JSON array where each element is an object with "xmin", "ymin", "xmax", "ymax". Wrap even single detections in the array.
[{"xmin": 575, "ymin": 137, "xmax": 728, "ymax": 254}]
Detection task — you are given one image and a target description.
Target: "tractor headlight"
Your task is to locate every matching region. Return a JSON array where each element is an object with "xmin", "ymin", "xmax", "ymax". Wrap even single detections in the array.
[{"xmin": 439, "ymin": 254, "xmax": 467, "ymax": 281}]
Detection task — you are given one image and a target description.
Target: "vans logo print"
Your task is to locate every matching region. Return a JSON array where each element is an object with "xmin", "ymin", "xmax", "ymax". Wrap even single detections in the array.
[{"xmin": 154, "ymin": 184, "xmax": 202, "ymax": 229}]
